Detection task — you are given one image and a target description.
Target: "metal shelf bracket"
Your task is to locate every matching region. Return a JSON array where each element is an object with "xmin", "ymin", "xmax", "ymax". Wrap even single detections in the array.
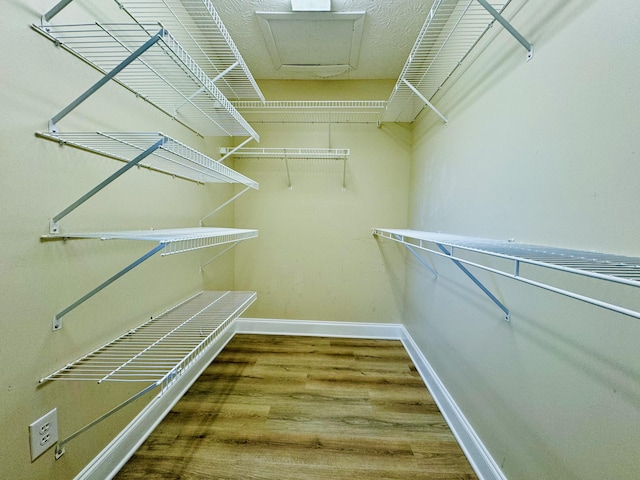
[
  {"xmin": 402, "ymin": 79, "xmax": 449, "ymax": 125},
  {"xmin": 49, "ymin": 29, "xmax": 166, "ymax": 133},
  {"xmin": 52, "ymin": 243, "xmax": 165, "ymax": 331},
  {"xmin": 49, "ymin": 138, "xmax": 166, "ymax": 234},
  {"xmin": 477, "ymin": 0, "xmax": 534, "ymax": 61},
  {"xmin": 437, "ymin": 243, "xmax": 511, "ymax": 322}
]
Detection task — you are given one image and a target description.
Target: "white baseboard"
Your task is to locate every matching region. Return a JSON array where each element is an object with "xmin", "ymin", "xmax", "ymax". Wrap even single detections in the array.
[
  {"xmin": 77, "ymin": 318, "xmax": 505, "ymax": 480},
  {"xmin": 399, "ymin": 327, "xmax": 507, "ymax": 480},
  {"xmin": 235, "ymin": 317, "xmax": 404, "ymax": 339}
]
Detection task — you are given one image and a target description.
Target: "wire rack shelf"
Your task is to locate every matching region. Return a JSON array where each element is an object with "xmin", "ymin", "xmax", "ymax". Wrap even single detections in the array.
[
  {"xmin": 115, "ymin": 0, "xmax": 264, "ymax": 102},
  {"xmin": 34, "ymin": 22, "xmax": 259, "ymax": 139},
  {"xmin": 232, "ymin": 100, "xmax": 387, "ymax": 124},
  {"xmin": 41, "ymin": 290, "xmax": 255, "ymax": 385},
  {"xmin": 373, "ymin": 228, "xmax": 640, "ymax": 320},
  {"xmin": 382, "ymin": 0, "xmax": 512, "ymax": 123},
  {"xmin": 44, "ymin": 228, "xmax": 257, "ymax": 330},
  {"xmin": 43, "ymin": 227, "xmax": 258, "ymax": 255},
  {"xmin": 219, "ymin": 147, "xmax": 350, "ymax": 160},
  {"xmin": 42, "ymin": 290, "xmax": 255, "ymax": 458},
  {"xmin": 38, "ymin": 131, "xmax": 259, "ymax": 187}
]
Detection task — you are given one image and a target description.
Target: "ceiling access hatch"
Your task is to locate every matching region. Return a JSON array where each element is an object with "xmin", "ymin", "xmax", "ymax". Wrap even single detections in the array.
[{"xmin": 256, "ymin": 11, "xmax": 365, "ymax": 77}]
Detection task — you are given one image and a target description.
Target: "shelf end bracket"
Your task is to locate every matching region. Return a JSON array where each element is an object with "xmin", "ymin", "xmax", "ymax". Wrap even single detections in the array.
[
  {"xmin": 402, "ymin": 79, "xmax": 448, "ymax": 125},
  {"xmin": 477, "ymin": 0, "xmax": 534, "ymax": 61},
  {"xmin": 53, "ymin": 243, "xmax": 165, "ymax": 330},
  {"xmin": 437, "ymin": 243, "xmax": 510, "ymax": 322}
]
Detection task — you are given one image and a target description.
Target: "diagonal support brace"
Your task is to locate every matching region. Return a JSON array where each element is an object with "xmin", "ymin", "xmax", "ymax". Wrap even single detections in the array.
[
  {"xmin": 49, "ymin": 138, "xmax": 166, "ymax": 234},
  {"xmin": 402, "ymin": 79, "xmax": 449, "ymax": 124},
  {"xmin": 476, "ymin": 0, "xmax": 534, "ymax": 61},
  {"xmin": 392, "ymin": 235, "xmax": 438, "ymax": 278},
  {"xmin": 42, "ymin": 0, "xmax": 75, "ymax": 24},
  {"xmin": 49, "ymin": 28, "xmax": 166, "ymax": 132},
  {"xmin": 53, "ymin": 243, "xmax": 165, "ymax": 331},
  {"xmin": 437, "ymin": 243, "xmax": 510, "ymax": 322}
]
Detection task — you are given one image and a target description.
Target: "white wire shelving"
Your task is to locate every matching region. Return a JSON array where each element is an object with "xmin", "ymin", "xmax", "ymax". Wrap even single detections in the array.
[
  {"xmin": 220, "ymin": 147, "xmax": 351, "ymax": 190},
  {"xmin": 114, "ymin": 0, "xmax": 264, "ymax": 102},
  {"xmin": 33, "ymin": 22, "xmax": 259, "ymax": 139},
  {"xmin": 37, "ymin": 131, "xmax": 259, "ymax": 187},
  {"xmin": 45, "ymin": 228, "xmax": 258, "ymax": 330},
  {"xmin": 40, "ymin": 290, "xmax": 256, "ymax": 458},
  {"xmin": 232, "ymin": 101, "xmax": 387, "ymax": 124},
  {"xmin": 382, "ymin": 0, "xmax": 532, "ymax": 124},
  {"xmin": 37, "ymin": 131, "xmax": 258, "ymax": 235},
  {"xmin": 220, "ymin": 147, "xmax": 350, "ymax": 159},
  {"xmin": 373, "ymin": 229, "xmax": 640, "ymax": 322}
]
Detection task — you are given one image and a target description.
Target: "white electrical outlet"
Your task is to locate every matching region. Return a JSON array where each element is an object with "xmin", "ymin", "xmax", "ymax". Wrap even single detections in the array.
[{"xmin": 29, "ymin": 408, "xmax": 59, "ymax": 461}]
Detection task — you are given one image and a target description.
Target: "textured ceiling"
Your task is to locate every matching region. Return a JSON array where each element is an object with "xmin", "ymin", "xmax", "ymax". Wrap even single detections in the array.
[{"xmin": 211, "ymin": 0, "xmax": 435, "ymax": 80}]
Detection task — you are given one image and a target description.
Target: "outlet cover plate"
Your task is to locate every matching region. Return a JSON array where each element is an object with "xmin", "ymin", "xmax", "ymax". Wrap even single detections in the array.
[{"xmin": 29, "ymin": 408, "xmax": 58, "ymax": 461}]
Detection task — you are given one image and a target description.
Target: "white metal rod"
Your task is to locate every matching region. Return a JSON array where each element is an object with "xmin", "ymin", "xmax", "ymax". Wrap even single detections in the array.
[
  {"xmin": 199, "ymin": 186, "xmax": 251, "ymax": 225},
  {"xmin": 402, "ymin": 79, "xmax": 449, "ymax": 124},
  {"xmin": 218, "ymin": 137, "xmax": 254, "ymax": 164},
  {"xmin": 200, "ymin": 242, "xmax": 240, "ymax": 271},
  {"xmin": 284, "ymin": 156, "xmax": 292, "ymax": 189}
]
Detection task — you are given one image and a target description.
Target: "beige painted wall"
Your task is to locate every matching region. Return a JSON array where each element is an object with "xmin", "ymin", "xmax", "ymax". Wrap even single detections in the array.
[
  {"xmin": 404, "ymin": 1, "xmax": 640, "ymax": 478},
  {"xmin": 232, "ymin": 80, "xmax": 410, "ymax": 322},
  {"xmin": 1, "ymin": 1, "xmax": 236, "ymax": 478}
]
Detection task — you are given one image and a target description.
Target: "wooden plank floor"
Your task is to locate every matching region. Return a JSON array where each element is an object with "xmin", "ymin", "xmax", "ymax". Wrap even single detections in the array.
[{"xmin": 115, "ymin": 335, "xmax": 478, "ymax": 479}]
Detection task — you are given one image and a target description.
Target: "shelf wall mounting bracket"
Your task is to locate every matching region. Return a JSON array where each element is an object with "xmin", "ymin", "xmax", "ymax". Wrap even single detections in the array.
[
  {"xmin": 476, "ymin": 0, "xmax": 534, "ymax": 61},
  {"xmin": 218, "ymin": 137, "xmax": 254, "ymax": 164},
  {"xmin": 48, "ymin": 28, "xmax": 166, "ymax": 133},
  {"xmin": 402, "ymin": 79, "xmax": 449, "ymax": 125},
  {"xmin": 42, "ymin": 0, "xmax": 74, "ymax": 25},
  {"xmin": 199, "ymin": 186, "xmax": 251, "ymax": 226},
  {"xmin": 55, "ymin": 382, "xmax": 157, "ymax": 459},
  {"xmin": 284, "ymin": 155, "xmax": 292, "ymax": 190},
  {"xmin": 437, "ymin": 243, "xmax": 510, "ymax": 322},
  {"xmin": 200, "ymin": 241, "xmax": 240, "ymax": 272},
  {"xmin": 394, "ymin": 235, "xmax": 438, "ymax": 279},
  {"xmin": 173, "ymin": 61, "xmax": 240, "ymax": 116},
  {"xmin": 53, "ymin": 243, "xmax": 165, "ymax": 331},
  {"xmin": 49, "ymin": 138, "xmax": 165, "ymax": 234}
]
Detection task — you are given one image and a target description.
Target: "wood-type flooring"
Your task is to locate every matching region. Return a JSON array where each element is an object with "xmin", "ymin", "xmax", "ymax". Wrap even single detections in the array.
[{"xmin": 115, "ymin": 335, "xmax": 478, "ymax": 479}]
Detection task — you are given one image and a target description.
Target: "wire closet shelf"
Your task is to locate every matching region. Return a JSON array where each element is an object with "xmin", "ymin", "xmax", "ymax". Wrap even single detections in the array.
[
  {"xmin": 37, "ymin": 131, "xmax": 259, "ymax": 187},
  {"xmin": 382, "ymin": 0, "xmax": 510, "ymax": 123},
  {"xmin": 41, "ymin": 291, "xmax": 255, "ymax": 387},
  {"xmin": 44, "ymin": 227, "xmax": 258, "ymax": 255},
  {"xmin": 34, "ymin": 22, "xmax": 259, "ymax": 139},
  {"xmin": 373, "ymin": 229, "xmax": 640, "ymax": 320},
  {"xmin": 115, "ymin": 0, "xmax": 264, "ymax": 102},
  {"xmin": 232, "ymin": 101, "xmax": 387, "ymax": 124},
  {"xmin": 219, "ymin": 147, "xmax": 350, "ymax": 160}
]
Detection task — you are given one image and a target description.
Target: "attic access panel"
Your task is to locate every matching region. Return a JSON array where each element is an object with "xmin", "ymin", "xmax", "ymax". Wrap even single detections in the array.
[{"xmin": 256, "ymin": 11, "xmax": 365, "ymax": 77}]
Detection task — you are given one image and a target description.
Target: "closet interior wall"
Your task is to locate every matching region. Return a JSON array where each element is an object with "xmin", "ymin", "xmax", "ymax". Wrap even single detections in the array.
[
  {"xmin": 404, "ymin": 1, "xmax": 640, "ymax": 479},
  {"xmin": 230, "ymin": 80, "xmax": 411, "ymax": 323},
  {"xmin": 1, "ymin": 1, "xmax": 237, "ymax": 478}
]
